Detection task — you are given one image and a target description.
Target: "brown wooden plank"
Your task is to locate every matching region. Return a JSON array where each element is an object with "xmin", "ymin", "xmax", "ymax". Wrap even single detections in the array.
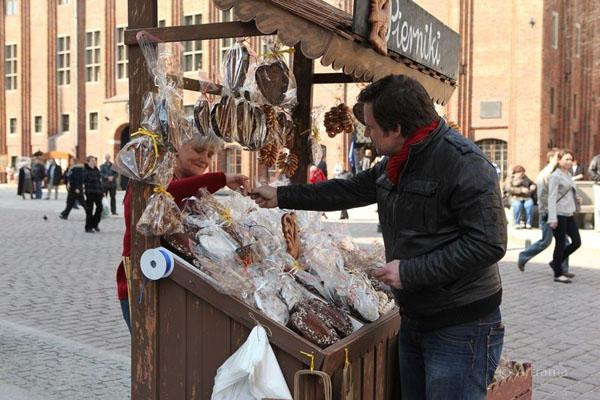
[
  {"xmin": 169, "ymin": 261, "xmax": 324, "ymax": 364},
  {"xmin": 200, "ymin": 301, "xmax": 231, "ymax": 399},
  {"xmin": 331, "ymin": 368, "xmax": 343, "ymax": 400},
  {"xmin": 124, "ymin": 22, "xmax": 264, "ymax": 45},
  {"xmin": 362, "ymin": 350, "xmax": 375, "ymax": 400},
  {"xmin": 312, "ymin": 73, "xmax": 369, "ymax": 84},
  {"xmin": 230, "ymin": 320, "xmax": 251, "ymax": 354},
  {"xmin": 158, "ymin": 279, "xmax": 187, "ymax": 399},
  {"xmin": 374, "ymin": 341, "xmax": 386, "ymax": 399},
  {"xmin": 186, "ymin": 292, "xmax": 203, "ymax": 400},
  {"xmin": 385, "ymin": 334, "xmax": 400, "ymax": 399},
  {"xmin": 290, "ymin": 43, "xmax": 314, "ymax": 184},
  {"xmin": 352, "ymin": 357, "xmax": 362, "ymax": 400},
  {"xmin": 276, "ymin": 350, "xmax": 305, "ymax": 397},
  {"xmin": 128, "ymin": 2, "xmax": 159, "ymax": 400}
]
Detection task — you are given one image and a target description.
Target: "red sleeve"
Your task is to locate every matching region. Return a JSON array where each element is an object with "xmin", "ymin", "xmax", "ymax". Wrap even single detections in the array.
[{"xmin": 167, "ymin": 172, "xmax": 227, "ymax": 207}]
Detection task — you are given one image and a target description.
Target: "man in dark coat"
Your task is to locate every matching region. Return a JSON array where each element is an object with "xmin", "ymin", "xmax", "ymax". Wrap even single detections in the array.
[
  {"xmin": 100, "ymin": 154, "xmax": 119, "ymax": 215},
  {"xmin": 59, "ymin": 158, "xmax": 86, "ymax": 219},
  {"xmin": 17, "ymin": 164, "xmax": 34, "ymax": 199},
  {"xmin": 45, "ymin": 158, "xmax": 63, "ymax": 200},
  {"xmin": 251, "ymin": 75, "xmax": 507, "ymax": 400},
  {"xmin": 31, "ymin": 158, "xmax": 46, "ymax": 199},
  {"xmin": 83, "ymin": 156, "xmax": 104, "ymax": 233}
]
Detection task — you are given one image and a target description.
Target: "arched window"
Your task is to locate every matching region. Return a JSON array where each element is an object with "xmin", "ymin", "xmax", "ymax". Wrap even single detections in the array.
[{"xmin": 476, "ymin": 139, "xmax": 507, "ymax": 179}]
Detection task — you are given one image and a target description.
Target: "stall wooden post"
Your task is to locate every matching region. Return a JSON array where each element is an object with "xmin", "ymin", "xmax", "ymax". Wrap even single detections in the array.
[
  {"xmin": 127, "ymin": 2, "xmax": 160, "ymax": 400},
  {"xmin": 291, "ymin": 44, "xmax": 314, "ymax": 185}
]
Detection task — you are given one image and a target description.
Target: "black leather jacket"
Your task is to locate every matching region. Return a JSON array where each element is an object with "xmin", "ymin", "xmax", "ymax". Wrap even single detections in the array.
[{"xmin": 278, "ymin": 119, "xmax": 507, "ymax": 324}]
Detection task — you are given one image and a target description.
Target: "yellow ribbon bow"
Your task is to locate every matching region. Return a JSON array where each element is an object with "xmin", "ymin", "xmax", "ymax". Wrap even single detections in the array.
[
  {"xmin": 263, "ymin": 47, "xmax": 295, "ymax": 59},
  {"xmin": 131, "ymin": 127, "xmax": 161, "ymax": 170},
  {"xmin": 153, "ymin": 185, "xmax": 173, "ymax": 199}
]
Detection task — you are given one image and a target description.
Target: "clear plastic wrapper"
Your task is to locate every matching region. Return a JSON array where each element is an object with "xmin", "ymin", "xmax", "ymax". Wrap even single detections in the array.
[
  {"xmin": 137, "ymin": 31, "xmax": 189, "ymax": 151},
  {"xmin": 193, "ymin": 94, "xmax": 212, "ymax": 136},
  {"xmin": 114, "ymin": 133, "xmax": 162, "ymax": 183},
  {"xmin": 222, "ymin": 41, "xmax": 252, "ymax": 94},
  {"xmin": 193, "ymin": 225, "xmax": 240, "ymax": 262},
  {"xmin": 192, "ymin": 255, "xmax": 256, "ymax": 306},
  {"xmin": 243, "ymin": 44, "xmax": 297, "ymax": 108},
  {"xmin": 235, "ymin": 99, "xmax": 269, "ymax": 151},
  {"xmin": 211, "ymin": 94, "xmax": 237, "ymax": 143},
  {"xmin": 136, "ymin": 153, "xmax": 184, "ymax": 236}
]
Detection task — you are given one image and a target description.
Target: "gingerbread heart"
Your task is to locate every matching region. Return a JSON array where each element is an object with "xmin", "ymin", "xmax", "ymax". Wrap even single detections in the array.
[
  {"xmin": 276, "ymin": 111, "xmax": 294, "ymax": 149},
  {"xmin": 255, "ymin": 61, "xmax": 290, "ymax": 106}
]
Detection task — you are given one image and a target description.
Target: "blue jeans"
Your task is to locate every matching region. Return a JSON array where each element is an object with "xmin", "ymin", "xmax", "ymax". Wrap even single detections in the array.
[
  {"xmin": 120, "ymin": 299, "xmax": 131, "ymax": 333},
  {"xmin": 511, "ymin": 198, "xmax": 534, "ymax": 226},
  {"xmin": 518, "ymin": 213, "xmax": 569, "ymax": 273},
  {"xmin": 34, "ymin": 178, "xmax": 43, "ymax": 199},
  {"xmin": 399, "ymin": 308, "xmax": 504, "ymax": 400}
]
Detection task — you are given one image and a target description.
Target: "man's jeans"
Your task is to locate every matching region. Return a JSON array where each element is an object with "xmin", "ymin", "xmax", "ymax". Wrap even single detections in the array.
[
  {"xmin": 594, "ymin": 184, "xmax": 600, "ymax": 231},
  {"xmin": 511, "ymin": 198, "xmax": 534, "ymax": 226},
  {"xmin": 34, "ymin": 178, "xmax": 43, "ymax": 199},
  {"xmin": 399, "ymin": 308, "xmax": 504, "ymax": 400},
  {"xmin": 518, "ymin": 213, "xmax": 569, "ymax": 273}
]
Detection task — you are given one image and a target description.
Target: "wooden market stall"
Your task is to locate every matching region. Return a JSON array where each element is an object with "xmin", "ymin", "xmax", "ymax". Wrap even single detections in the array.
[{"xmin": 124, "ymin": 1, "xmax": 459, "ymax": 399}]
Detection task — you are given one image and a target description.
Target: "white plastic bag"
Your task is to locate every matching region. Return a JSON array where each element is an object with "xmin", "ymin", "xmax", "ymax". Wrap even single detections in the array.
[
  {"xmin": 211, "ymin": 325, "xmax": 292, "ymax": 400},
  {"xmin": 101, "ymin": 197, "xmax": 110, "ymax": 219}
]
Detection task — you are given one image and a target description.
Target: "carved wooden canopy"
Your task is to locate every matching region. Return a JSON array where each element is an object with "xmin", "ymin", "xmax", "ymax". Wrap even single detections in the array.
[{"xmin": 213, "ymin": 0, "xmax": 457, "ymax": 105}]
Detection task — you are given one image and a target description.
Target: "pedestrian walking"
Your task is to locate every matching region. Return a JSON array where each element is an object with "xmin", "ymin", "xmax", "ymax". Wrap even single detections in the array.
[
  {"xmin": 547, "ymin": 149, "xmax": 581, "ymax": 283},
  {"xmin": 31, "ymin": 158, "xmax": 46, "ymax": 199},
  {"xmin": 251, "ymin": 75, "xmax": 507, "ymax": 399},
  {"xmin": 116, "ymin": 133, "xmax": 249, "ymax": 332},
  {"xmin": 570, "ymin": 158, "xmax": 584, "ymax": 181},
  {"xmin": 45, "ymin": 158, "xmax": 63, "ymax": 200},
  {"xmin": 588, "ymin": 152, "xmax": 600, "ymax": 232},
  {"xmin": 503, "ymin": 165, "xmax": 536, "ymax": 229},
  {"xmin": 17, "ymin": 164, "xmax": 34, "ymax": 199},
  {"xmin": 59, "ymin": 158, "xmax": 86, "ymax": 219},
  {"xmin": 83, "ymin": 156, "xmax": 104, "ymax": 233},
  {"xmin": 100, "ymin": 154, "xmax": 119, "ymax": 215},
  {"xmin": 518, "ymin": 149, "xmax": 570, "ymax": 275}
]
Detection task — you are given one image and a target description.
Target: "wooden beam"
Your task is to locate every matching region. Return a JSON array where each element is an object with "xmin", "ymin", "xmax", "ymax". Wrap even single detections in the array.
[
  {"xmin": 290, "ymin": 43, "xmax": 314, "ymax": 184},
  {"xmin": 312, "ymin": 73, "xmax": 369, "ymax": 84},
  {"xmin": 124, "ymin": 21, "xmax": 264, "ymax": 45},
  {"xmin": 128, "ymin": 2, "xmax": 159, "ymax": 400}
]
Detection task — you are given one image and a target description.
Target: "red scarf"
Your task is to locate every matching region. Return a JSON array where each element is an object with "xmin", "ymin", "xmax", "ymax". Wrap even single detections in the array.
[{"xmin": 386, "ymin": 120, "xmax": 438, "ymax": 185}]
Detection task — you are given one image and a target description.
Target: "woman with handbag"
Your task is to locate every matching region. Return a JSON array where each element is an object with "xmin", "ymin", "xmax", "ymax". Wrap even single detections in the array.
[{"xmin": 548, "ymin": 149, "xmax": 581, "ymax": 283}]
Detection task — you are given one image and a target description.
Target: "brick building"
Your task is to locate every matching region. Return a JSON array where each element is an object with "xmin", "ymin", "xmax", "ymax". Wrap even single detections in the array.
[
  {"xmin": 421, "ymin": 0, "xmax": 600, "ymax": 178},
  {"xmin": 0, "ymin": 0, "xmax": 357, "ymax": 181},
  {"xmin": 2, "ymin": 0, "xmax": 599, "ymax": 181}
]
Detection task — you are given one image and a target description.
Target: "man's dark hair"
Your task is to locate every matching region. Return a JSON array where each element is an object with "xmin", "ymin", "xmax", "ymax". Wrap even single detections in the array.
[{"xmin": 357, "ymin": 74, "xmax": 439, "ymax": 137}]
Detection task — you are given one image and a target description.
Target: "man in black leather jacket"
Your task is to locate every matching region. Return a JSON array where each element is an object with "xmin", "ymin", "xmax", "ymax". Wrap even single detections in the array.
[{"xmin": 251, "ymin": 75, "xmax": 507, "ymax": 399}]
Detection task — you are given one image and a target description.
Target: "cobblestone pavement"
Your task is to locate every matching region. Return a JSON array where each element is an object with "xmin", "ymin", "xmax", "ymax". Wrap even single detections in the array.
[{"xmin": 1, "ymin": 185, "xmax": 600, "ymax": 399}]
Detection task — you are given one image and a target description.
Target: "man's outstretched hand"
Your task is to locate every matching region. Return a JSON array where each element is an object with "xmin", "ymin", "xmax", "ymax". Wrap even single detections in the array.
[{"xmin": 250, "ymin": 185, "xmax": 278, "ymax": 208}]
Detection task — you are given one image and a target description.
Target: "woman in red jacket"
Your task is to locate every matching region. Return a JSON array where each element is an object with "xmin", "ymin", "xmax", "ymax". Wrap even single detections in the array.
[{"xmin": 117, "ymin": 133, "xmax": 248, "ymax": 331}]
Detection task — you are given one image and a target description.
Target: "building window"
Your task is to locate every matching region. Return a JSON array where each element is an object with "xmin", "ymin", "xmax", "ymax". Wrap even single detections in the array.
[
  {"xmin": 226, "ymin": 147, "xmax": 242, "ymax": 174},
  {"xmin": 573, "ymin": 94, "xmax": 577, "ymax": 119},
  {"xmin": 85, "ymin": 31, "xmax": 101, "ymax": 82},
  {"xmin": 158, "ymin": 19, "xmax": 166, "ymax": 28},
  {"xmin": 480, "ymin": 101, "xmax": 502, "ymax": 119},
  {"xmin": 550, "ymin": 87, "xmax": 555, "ymax": 115},
  {"xmin": 574, "ymin": 24, "xmax": 581, "ymax": 57},
  {"xmin": 220, "ymin": 10, "xmax": 234, "ymax": 63},
  {"xmin": 551, "ymin": 12, "xmax": 559, "ymax": 49},
  {"xmin": 9, "ymin": 118, "xmax": 17, "ymax": 134},
  {"xmin": 184, "ymin": 105, "xmax": 194, "ymax": 117},
  {"xmin": 58, "ymin": 0, "xmax": 70, "ymax": 4},
  {"xmin": 116, "ymin": 27, "xmax": 128, "ymax": 80},
  {"xmin": 5, "ymin": 0, "xmax": 17, "ymax": 15},
  {"xmin": 183, "ymin": 14, "xmax": 203, "ymax": 71},
  {"xmin": 34, "ymin": 116, "xmax": 42, "ymax": 133},
  {"xmin": 57, "ymin": 36, "xmax": 71, "ymax": 85},
  {"xmin": 89, "ymin": 112, "xmax": 98, "ymax": 130},
  {"xmin": 476, "ymin": 139, "xmax": 507, "ymax": 179},
  {"xmin": 61, "ymin": 114, "xmax": 70, "ymax": 132},
  {"xmin": 4, "ymin": 44, "xmax": 17, "ymax": 90}
]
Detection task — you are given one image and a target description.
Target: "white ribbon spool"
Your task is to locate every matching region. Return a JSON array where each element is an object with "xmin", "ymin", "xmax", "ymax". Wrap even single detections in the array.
[{"xmin": 140, "ymin": 247, "xmax": 175, "ymax": 280}]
